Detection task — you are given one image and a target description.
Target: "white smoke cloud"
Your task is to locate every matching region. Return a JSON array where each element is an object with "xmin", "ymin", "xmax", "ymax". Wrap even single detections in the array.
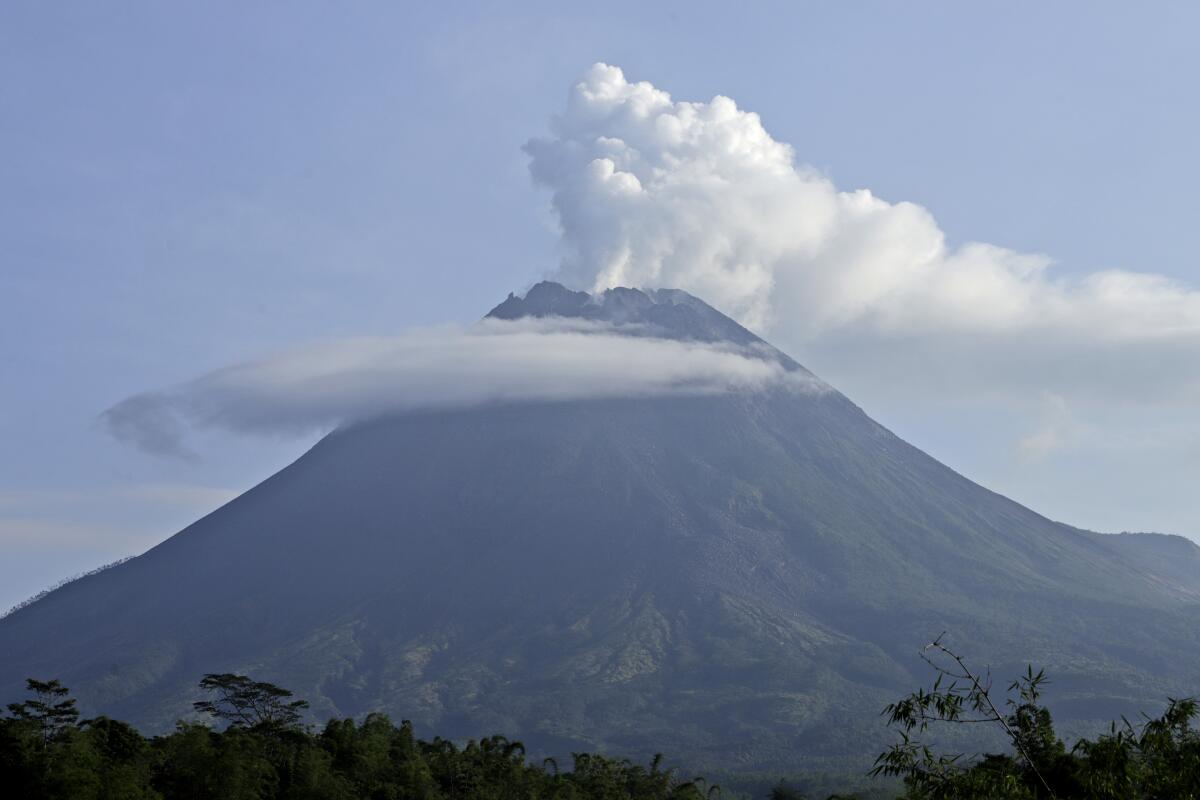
[
  {"xmin": 526, "ymin": 63, "xmax": 1200, "ymax": 367},
  {"xmin": 103, "ymin": 318, "xmax": 813, "ymax": 458}
]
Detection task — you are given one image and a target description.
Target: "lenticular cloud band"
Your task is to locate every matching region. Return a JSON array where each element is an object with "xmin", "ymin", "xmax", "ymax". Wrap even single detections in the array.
[{"xmin": 102, "ymin": 319, "xmax": 811, "ymax": 458}]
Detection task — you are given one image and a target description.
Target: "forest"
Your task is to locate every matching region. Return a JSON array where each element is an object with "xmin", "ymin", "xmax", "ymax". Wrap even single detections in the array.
[{"xmin": 4, "ymin": 643, "xmax": 1200, "ymax": 800}]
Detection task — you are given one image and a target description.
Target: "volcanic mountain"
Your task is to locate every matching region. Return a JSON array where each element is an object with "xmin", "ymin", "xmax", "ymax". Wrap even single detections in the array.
[{"xmin": 3, "ymin": 282, "xmax": 1200, "ymax": 772}]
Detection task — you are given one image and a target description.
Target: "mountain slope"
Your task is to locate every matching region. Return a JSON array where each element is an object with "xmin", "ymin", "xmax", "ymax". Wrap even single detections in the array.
[{"xmin": 3, "ymin": 283, "xmax": 1199, "ymax": 771}]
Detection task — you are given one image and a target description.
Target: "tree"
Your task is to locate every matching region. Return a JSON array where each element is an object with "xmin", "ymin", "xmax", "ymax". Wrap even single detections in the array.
[
  {"xmin": 192, "ymin": 673, "xmax": 309, "ymax": 732},
  {"xmin": 6, "ymin": 678, "xmax": 79, "ymax": 744},
  {"xmin": 871, "ymin": 635, "xmax": 1059, "ymax": 798},
  {"xmin": 870, "ymin": 634, "xmax": 1200, "ymax": 799}
]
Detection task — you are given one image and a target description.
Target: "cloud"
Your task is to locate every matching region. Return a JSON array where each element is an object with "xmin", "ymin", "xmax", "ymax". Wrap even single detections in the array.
[
  {"xmin": 1015, "ymin": 394, "xmax": 1077, "ymax": 462},
  {"xmin": 525, "ymin": 64, "xmax": 1200, "ymax": 405},
  {"xmin": 103, "ymin": 318, "xmax": 811, "ymax": 457}
]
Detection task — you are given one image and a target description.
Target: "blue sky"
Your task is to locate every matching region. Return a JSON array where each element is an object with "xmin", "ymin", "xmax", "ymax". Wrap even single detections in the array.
[{"xmin": 3, "ymin": 1, "xmax": 1200, "ymax": 610}]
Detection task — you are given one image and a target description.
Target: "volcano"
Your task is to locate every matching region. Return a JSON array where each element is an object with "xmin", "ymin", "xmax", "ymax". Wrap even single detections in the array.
[{"xmin": 3, "ymin": 282, "xmax": 1199, "ymax": 772}]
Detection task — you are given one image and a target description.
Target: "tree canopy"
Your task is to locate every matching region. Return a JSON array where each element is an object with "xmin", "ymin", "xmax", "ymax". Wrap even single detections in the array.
[
  {"xmin": 193, "ymin": 673, "xmax": 309, "ymax": 732},
  {"xmin": 2, "ymin": 657, "xmax": 1199, "ymax": 799},
  {"xmin": 1, "ymin": 674, "xmax": 718, "ymax": 800}
]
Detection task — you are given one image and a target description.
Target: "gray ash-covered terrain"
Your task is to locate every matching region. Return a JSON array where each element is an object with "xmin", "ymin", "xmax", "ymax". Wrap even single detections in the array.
[{"xmin": 3, "ymin": 282, "xmax": 1199, "ymax": 772}]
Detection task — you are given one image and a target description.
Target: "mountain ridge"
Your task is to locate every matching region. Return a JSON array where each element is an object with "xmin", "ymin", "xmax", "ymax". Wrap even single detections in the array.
[{"xmin": 2, "ymin": 283, "xmax": 1199, "ymax": 772}]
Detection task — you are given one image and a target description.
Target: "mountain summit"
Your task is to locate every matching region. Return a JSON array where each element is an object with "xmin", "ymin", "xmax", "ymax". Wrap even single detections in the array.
[
  {"xmin": 3, "ymin": 284, "xmax": 1199, "ymax": 772},
  {"xmin": 488, "ymin": 281, "xmax": 776, "ymax": 350},
  {"xmin": 489, "ymin": 282, "xmax": 804, "ymax": 375}
]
